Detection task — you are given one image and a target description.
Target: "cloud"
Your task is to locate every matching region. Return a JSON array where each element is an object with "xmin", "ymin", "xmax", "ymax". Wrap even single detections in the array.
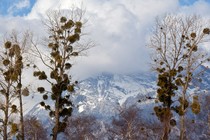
[
  {"xmin": 1, "ymin": 0, "xmax": 210, "ymax": 80},
  {"xmin": 67, "ymin": 0, "xmax": 180, "ymax": 78},
  {"xmin": 179, "ymin": 0, "xmax": 210, "ymax": 16},
  {"xmin": 14, "ymin": 0, "xmax": 30, "ymax": 9},
  {"xmin": 7, "ymin": 0, "xmax": 30, "ymax": 15}
]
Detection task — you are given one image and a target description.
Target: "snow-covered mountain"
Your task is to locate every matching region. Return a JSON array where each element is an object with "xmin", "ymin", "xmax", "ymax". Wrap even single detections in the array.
[
  {"xmin": 26, "ymin": 71, "xmax": 158, "ymax": 139},
  {"xmin": 27, "ymin": 71, "xmax": 157, "ymax": 120},
  {"xmin": 26, "ymin": 67, "xmax": 210, "ymax": 139},
  {"xmin": 73, "ymin": 72, "xmax": 157, "ymax": 117},
  {"xmin": 27, "ymin": 67, "xmax": 210, "ymax": 120}
]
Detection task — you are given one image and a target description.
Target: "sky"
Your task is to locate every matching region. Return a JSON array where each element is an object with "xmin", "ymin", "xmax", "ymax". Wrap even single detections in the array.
[{"xmin": 1, "ymin": 0, "xmax": 210, "ymax": 80}]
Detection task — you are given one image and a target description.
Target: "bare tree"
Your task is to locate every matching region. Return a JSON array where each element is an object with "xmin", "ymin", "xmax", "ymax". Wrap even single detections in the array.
[
  {"xmin": 31, "ymin": 9, "xmax": 92, "ymax": 140},
  {"xmin": 149, "ymin": 14, "xmax": 210, "ymax": 140},
  {"xmin": 184, "ymin": 94, "xmax": 210, "ymax": 139},
  {"xmin": 24, "ymin": 116, "xmax": 47, "ymax": 140},
  {"xmin": 9, "ymin": 31, "xmax": 31, "ymax": 140},
  {"xmin": 108, "ymin": 105, "xmax": 147, "ymax": 140},
  {"xmin": 64, "ymin": 114, "xmax": 98, "ymax": 140},
  {"xmin": 0, "ymin": 34, "xmax": 30, "ymax": 140}
]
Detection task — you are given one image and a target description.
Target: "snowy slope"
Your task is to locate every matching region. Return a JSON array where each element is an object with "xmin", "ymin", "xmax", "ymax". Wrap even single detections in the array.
[
  {"xmin": 73, "ymin": 72, "xmax": 157, "ymax": 118},
  {"xmin": 26, "ymin": 68, "xmax": 210, "ymax": 139},
  {"xmin": 27, "ymin": 67, "xmax": 210, "ymax": 119}
]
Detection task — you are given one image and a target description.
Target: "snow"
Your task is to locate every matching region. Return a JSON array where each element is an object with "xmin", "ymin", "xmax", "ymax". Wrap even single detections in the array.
[{"xmin": 25, "ymin": 68, "xmax": 210, "ymax": 139}]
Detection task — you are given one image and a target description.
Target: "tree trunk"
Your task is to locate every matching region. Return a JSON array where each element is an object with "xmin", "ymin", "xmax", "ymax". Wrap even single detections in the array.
[
  {"xmin": 180, "ymin": 115, "xmax": 186, "ymax": 140},
  {"xmin": 162, "ymin": 107, "xmax": 171, "ymax": 140},
  {"xmin": 180, "ymin": 76, "xmax": 189, "ymax": 140},
  {"xmin": 18, "ymin": 74, "xmax": 25, "ymax": 140},
  {"xmin": 52, "ymin": 97, "xmax": 60, "ymax": 140},
  {"xmin": 3, "ymin": 94, "xmax": 9, "ymax": 140},
  {"xmin": 180, "ymin": 89, "xmax": 187, "ymax": 140},
  {"xmin": 180, "ymin": 93, "xmax": 186, "ymax": 140},
  {"xmin": 19, "ymin": 90, "xmax": 24, "ymax": 140}
]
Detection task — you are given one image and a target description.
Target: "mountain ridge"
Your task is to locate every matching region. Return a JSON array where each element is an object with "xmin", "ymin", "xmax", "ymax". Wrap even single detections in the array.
[{"xmin": 26, "ymin": 68, "xmax": 210, "ymax": 139}]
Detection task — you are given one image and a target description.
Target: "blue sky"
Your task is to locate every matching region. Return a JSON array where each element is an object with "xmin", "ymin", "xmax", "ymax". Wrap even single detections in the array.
[
  {"xmin": 179, "ymin": 0, "xmax": 199, "ymax": 5},
  {"xmin": 0, "ymin": 0, "xmax": 36, "ymax": 16},
  {"xmin": 0, "ymin": 0, "xmax": 209, "ymax": 17}
]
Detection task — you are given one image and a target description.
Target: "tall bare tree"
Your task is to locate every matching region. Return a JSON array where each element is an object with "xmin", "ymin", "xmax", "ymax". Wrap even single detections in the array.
[
  {"xmin": 0, "ymin": 40, "xmax": 22, "ymax": 140},
  {"xmin": 0, "ymin": 32, "xmax": 31, "ymax": 140},
  {"xmin": 24, "ymin": 116, "xmax": 47, "ymax": 140},
  {"xmin": 64, "ymin": 114, "xmax": 98, "ymax": 140},
  {"xmin": 149, "ymin": 15, "xmax": 210, "ymax": 140},
  {"xmin": 31, "ymin": 9, "xmax": 91, "ymax": 140},
  {"xmin": 108, "ymin": 105, "xmax": 146, "ymax": 140},
  {"xmin": 10, "ymin": 31, "xmax": 31, "ymax": 140}
]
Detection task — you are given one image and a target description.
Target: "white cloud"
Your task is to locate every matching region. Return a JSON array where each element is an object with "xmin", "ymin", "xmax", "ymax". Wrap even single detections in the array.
[
  {"xmin": 26, "ymin": 0, "xmax": 57, "ymax": 19},
  {"xmin": 7, "ymin": 0, "xmax": 30, "ymax": 15},
  {"xmin": 68, "ymin": 0, "xmax": 180, "ymax": 78},
  {"xmin": 1, "ymin": 0, "xmax": 210, "ymax": 80},
  {"xmin": 15, "ymin": 0, "xmax": 30, "ymax": 9},
  {"xmin": 179, "ymin": 0, "xmax": 210, "ymax": 16}
]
